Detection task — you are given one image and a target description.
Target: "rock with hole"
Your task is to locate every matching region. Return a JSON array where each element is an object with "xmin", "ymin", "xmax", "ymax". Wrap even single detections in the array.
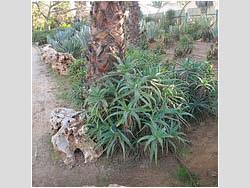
[{"xmin": 50, "ymin": 107, "xmax": 103, "ymax": 165}]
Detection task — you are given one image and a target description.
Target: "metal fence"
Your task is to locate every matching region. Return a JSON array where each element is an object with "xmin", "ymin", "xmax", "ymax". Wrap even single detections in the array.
[{"xmin": 147, "ymin": 7, "xmax": 218, "ymax": 25}]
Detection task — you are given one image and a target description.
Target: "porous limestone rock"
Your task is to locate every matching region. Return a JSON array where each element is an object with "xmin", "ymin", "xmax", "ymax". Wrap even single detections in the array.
[
  {"xmin": 40, "ymin": 45, "xmax": 75, "ymax": 75},
  {"xmin": 50, "ymin": 107, "xmax": 103, "ymax": 165}
]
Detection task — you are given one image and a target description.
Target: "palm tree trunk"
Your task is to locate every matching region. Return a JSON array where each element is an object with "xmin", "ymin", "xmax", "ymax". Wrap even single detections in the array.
[
  {"xmin": 127, "ymin": 1, "xmax": 140, "ymax": 47},
  {"xmin": 86, "ymin": 1, "xmax": 126, "ymax": 80}
]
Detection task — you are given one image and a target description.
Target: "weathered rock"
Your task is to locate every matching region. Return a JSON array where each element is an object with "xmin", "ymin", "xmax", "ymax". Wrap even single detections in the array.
[
  {"xmin": 40, "ymin": 44, "xmax": 57, "ymax": 64},
  {"xmin": 50, "ymin": 107, "xmax": 103, "ymax": 165},
  {"xmin": 50, "ymin": 107, "xmax": 82, "ymax": 131},
  {"xmin": 40, "ymin": 45, "xmax": 75, "ymax": 75}
]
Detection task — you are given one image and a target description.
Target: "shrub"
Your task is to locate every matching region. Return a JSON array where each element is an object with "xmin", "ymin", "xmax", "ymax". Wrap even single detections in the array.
[
  {"xmin": 169, "ymin": 25, "xmax": 181, "ymax": 41},
  {"xmin": 144, "ymin": 16, "xmax": 155, "ymax": 23},
  {"xmin": 126, "ymin": 48, "xmax": 164, "ymax": 64},
  {"xmin": 196, "ymin": 17, "xmax": 214, "ymax": 42},
  {"xmin": 85, "ymin": 55, "xmax": 191, "ymax": 163},
  {"xmin": 179, "ymin": 22, "xmax": 200, "ymax": 40},
  {"xmin": 68, "ymin": 58, "xmax": 87, "ymax": 107},
  {"xmin": 175, "ymin": 34, "xmax": 194, "ymax": 57},
  {"xmin": 66, "ymin": 50, "xmax": 218, "ymax": 163},
  {"xmin": 173, "ymin": 58, "xmax": 217, "ymax": 117},
  {"xmin": 159, "ymin": 10, "xmax": 176, "ymax": 32},
  {"xmin": 32, "ymin": 30, "xmax": 56, "ymax": 45},
  {"xmin": 144, "ymin": 21, "xmax": 160, "ymax": 42},
  {"xmin": 81, "ymin": 49, "xmax": 217, "ymax": 163},
  {"xmin": 159, "ymin": 32, "xmax": 175, "ymax": 48},
  {"xmin": 138, "ymin": 29, "xmax": 149, "ymax": 50},
  {"xmin": 207, "ymin": 42, "xmax": 218, "ymax": 61},
  {"xmin": 176, "ymin": 17, "xmax": 216, "ymax": 42},
  {"xmin": 47, "ymin": 24, "xmax": 90, "ymax": 58},
  {"xmin": 139, "ymin": 20, "xmax": 149, "ymax": 49}
]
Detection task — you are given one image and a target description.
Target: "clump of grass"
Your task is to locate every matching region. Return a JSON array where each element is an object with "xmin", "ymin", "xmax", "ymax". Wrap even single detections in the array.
[
  {"xmin": 68, "ymin": 58, "xmax": 87, "ymax": 108},
  {"xmin": 177, "ymin": 166, "xmax": 199, "ymax": 186}
]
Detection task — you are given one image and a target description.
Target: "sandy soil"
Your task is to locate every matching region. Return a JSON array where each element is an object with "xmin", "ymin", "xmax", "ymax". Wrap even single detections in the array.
[
  {"xmin": 181, "ymin": 118, "xmax": 218, "ymax": 186},
  {"xmin": 32, "ymin": 46, "xmax": 217, "ymax": 187}
]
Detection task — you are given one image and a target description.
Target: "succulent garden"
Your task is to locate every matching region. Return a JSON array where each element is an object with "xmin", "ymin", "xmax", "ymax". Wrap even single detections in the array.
[{"xmin": 32, "ymin": 1, "xmax": 218, "ymax": 187}]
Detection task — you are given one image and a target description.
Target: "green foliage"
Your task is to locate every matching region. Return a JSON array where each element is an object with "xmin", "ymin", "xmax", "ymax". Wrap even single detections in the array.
[
  {"xmin": 144, "ymin": 16, "xmax": 155, "ymax": 23},
  {"xmin": 73, "ymin": 21, "xmax": 91, "ymax": 31},
  {"xmin": 139, "ymin": 30, "xmax": 149, "ymax": 50},
  {"xmin": 144, "ymin": 21, "xmax": 160, "ymax": 42},
  {"xmin": 211, "ymin": 23, "xmax": 218, "ymax": 40},
  {"xmin": 126, "ymin": 48, "xmax": 164, "ymax": 64},
  {"xmin": 32, "ymin": 1, "xmax": 74, "ymax": 31},
  {"xmin": 207, "ymin": 42, "xmax": 218, "ymax": 61},
  {"xmin": 154, "ymin": 42, "xmax": 166, "ymax": 54},
  {"xmin": 159, "ymin": 10, "xmax": 176, "ymax": 32},
  {"xmin": 196, "ymin": 16, "xmax": 214, "ymax": 42},
  {"xmin": 32, "ymin": 30, "xmax": 56, "ymax": 45},
  {"xmin": 82, "ymin": 49, "xmax": 217, "ymax": 163},
  {"xmin": 179, "ymin": 22, "xmax": 200, "ymax": 40},
  {"xmin": 47, "ymin": 24, "xmax": 90, "ymax": 58},
  {"xmin": 174, "ymin": 58, "xmax": 217, "ymax": 117},
  {"xmin": 175, "ymin": 34, "xmax": 194, "ymax": 57},
  {"xmin": 164, "ymin": 34, "xmax": 175, "ymax": 48},
  {"xmin": 68, "ymin": 58, "xmax": 87, "ymax": 107},
  {"xmin": 177, "ymin": 166, "xmax": 199, "ymax": 186},
  {"xmin": 166, "ymin": 16, "xmax": 216, "ymax": 42},
  {"xmin": 151, "ymin": 1, "xmax": 166, "ymax": 9},
  {"xmin": 169, "ymin": 25, "xmax": 181, "ymax": 41},
  {"xmin": 139, "ymin": 20, "xmax": 149, "ymax": 49},
  {"xmin": 179, "ymin": 17, "xmax": 215, "ymax": 42}
]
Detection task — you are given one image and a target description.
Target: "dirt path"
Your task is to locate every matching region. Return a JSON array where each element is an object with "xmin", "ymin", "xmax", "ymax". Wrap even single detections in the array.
[
  {"xmin": 32, "ymin": 47, "xmax": 217, "ymax": 187},
  {"xmin": 179, "ymin": 118, "xmax": 218, "ymax": 186}
]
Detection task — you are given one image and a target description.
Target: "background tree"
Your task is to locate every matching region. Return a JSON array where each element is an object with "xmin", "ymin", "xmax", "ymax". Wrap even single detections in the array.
[
  {"xmin": 32, "ymin": 1, "xmax": 77, "ymax": 30},
  {"xmin": 151, "ymin": 1, "xmax": 169, "ymax": 9},
  {"xmin": 74, "ymin": 1, "xmax": 89, "ymax": 22},
  {"xmin": 196, "ymin": 1, "xmax": 213, "ymax": 15},
  {"xmin": 86, "ymin": 1, "xmax": 126, "ymax": 80},
  {"xmin": 127, "ymin": 1, "xmax": 141, "ymax": 47},
  {"xmin": 149, "ymin": 1, "xmax": 170, "ymax": 22}
]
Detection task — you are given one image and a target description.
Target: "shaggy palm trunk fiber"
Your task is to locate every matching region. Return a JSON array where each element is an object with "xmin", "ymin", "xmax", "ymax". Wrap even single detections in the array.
[{"xmin": 86, "ymin": 1, "xmax": 126, "ymax": 80}]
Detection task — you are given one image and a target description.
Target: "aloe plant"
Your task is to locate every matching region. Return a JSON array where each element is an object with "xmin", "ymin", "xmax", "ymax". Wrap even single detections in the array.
[
  {"xmin": 47, "ymin": 24, "xmax": 90, "ymax": 58},
  {"xmin": 79, "ymin": 49, "xmax": 218, "ymax": 163},
  {"xmin": 175, "ymin": 34, "xmax": 194, "ymax": 57},
  {"xmin": 145, "ymin": 21, "xmax": 160, "ymax": 42}
]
